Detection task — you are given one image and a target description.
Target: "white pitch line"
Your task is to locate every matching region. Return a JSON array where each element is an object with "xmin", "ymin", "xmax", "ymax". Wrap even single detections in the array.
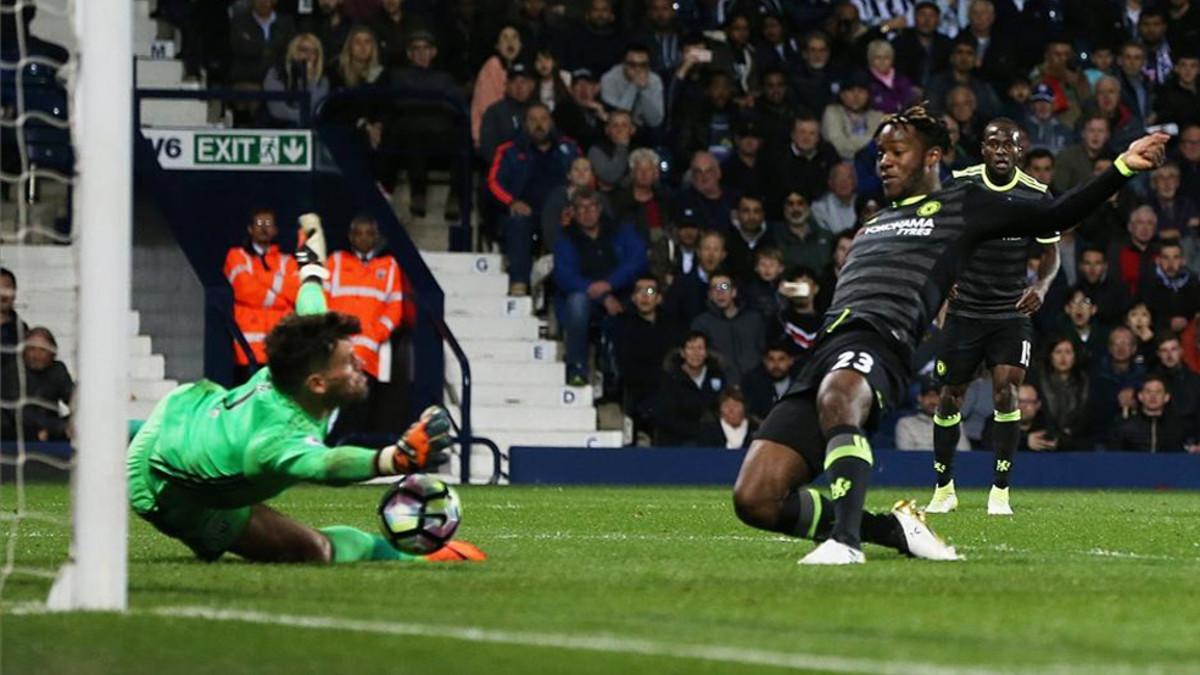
[{"xmin": 147, "ymin": 605, "xmax": 1001, "ymax": 675}]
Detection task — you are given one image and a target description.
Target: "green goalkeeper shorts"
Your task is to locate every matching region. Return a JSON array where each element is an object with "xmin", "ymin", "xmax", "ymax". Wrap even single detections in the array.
[{"xmin": 127, "ymin": 399, "xmax": 250, "ymax": 562}]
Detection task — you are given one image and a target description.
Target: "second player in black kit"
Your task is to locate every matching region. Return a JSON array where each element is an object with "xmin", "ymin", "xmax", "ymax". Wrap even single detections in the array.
[
  {"xmin": 732, "ymin": 104, "xmax": 1168, "ymax": 565},
  {"xmin": 929, "ymin": 119, "xmax": 1062, "ymax": 516}
]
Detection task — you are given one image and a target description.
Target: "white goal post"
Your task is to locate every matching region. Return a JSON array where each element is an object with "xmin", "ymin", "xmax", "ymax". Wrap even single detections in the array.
[{"xmin": 46, "ymin": 0, "xmax": 132, "ymax": 611}]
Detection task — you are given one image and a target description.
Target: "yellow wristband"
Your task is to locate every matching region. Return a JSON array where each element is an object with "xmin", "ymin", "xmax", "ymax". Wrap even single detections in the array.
[{"xmin": 1114, "ymin": 156, "xmax": 1136, "ymax": 177}]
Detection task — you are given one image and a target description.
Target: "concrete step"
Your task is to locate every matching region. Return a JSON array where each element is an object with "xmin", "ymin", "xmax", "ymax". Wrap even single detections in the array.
[
  {"xmin": 453, "ymin": 339, "xmax": 559, "ymax": 363},
  {"xmin": 131, "ymin": 378, "xmax": 179, "ymax": 402},
  {"xmin": 476, "ymin": 429, "xmax": 624, "ymax": 451},
  {"xmin": 135, "ymin": 58, "xmax": 185, "ymax": 88},
  {"xmin": 1, "ymin": 246, "xmax": 75, "ymax": 269},
  {"xmin": 31, "ymin": 3, "xmax": 157, "ymax": 55},
  {"xmin": 130, "ymin": 399, "xmax": 158, "ymax": 420},
  {"xmin": 131, "ymin": 354, "xmax": 165, "ymax": 380},
  {"xmin": 434, "ymin": 273, "xmax": 508, "ymax": 297},
  {"xmin": 444, "ymin": 294, "xmax": 533, "ymax": 318},
  {"xmin": 140, "ymin": 99, "xmax": 209, "ymax": 127},
  {"xmin": 447, "ymin": 359, "xmax": 563, "ymax": 385},
  {"xmin": 445, "ymin": 315, "xmax": 542, "ymax": 341},
  {"xmin": 450, "ymin": 383, "xmax": 592, "ymax": 408},
  {"xmin": 450, "ymin": 404, "xmax": 596, "ymax": 432},
  {"xmin": 421, "ymin": 252, "xmax": 504, "ymax": 277},
  {"xmin": 129, "ymin": 335, "xmax": 153, "ymax": 356}
]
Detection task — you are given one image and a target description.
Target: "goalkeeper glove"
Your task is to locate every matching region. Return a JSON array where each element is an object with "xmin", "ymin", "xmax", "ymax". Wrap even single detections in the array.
[
  {"xmin": 296, "ymin": 212, "xmax": 329, "ymax": 282},
  {"xmin": 375, "ymin": 406, "xmax": 454, "ymax": 474}
]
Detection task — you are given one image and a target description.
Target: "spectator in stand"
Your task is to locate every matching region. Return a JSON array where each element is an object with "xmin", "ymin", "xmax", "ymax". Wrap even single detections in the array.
[
  {"xmin": 1154, "ymin": 48, "xmax": 1200, "ymax": 127},
  {"xmin": 612, "ymin": 148, "xmax": 671, "ymax": 246},
  {"xmin": 1148, "ymin": 163, "xmax": 1200, "ymax": 238},
  {"xmin": 229, "ymin": 0, "xmax": 297, "ymax": 88},
  {"xmin": 959, "ymin": 0, "xmax": 1019, "ymax": 87},
  {"xmin": 224, "ymin": 208, "xmax": 299, "ymax": 380},
  {"xmin": 754, "ymin": 13, "xmax": 803, "ymax": 75},
  {"xmin": 0, "ymin": 268, "xmax": 28, "ymax": 398},
  {"xmin": 508, "ymin": 0, "xmax": 559, "ymax": 54},
  {"xmin": 479, "ymin": 61, "xmax": 537, "ymax": 167},
  {"xmin": 1085, "ymin": 75, "xmax": 1142, "ymax": 152},
  {"xmin": 1089, "ymin": 325, "xmax": 1147, "ymax": 440},
  {"xmin": 676, "ymin": 151, "xmax": 737, "ymax": 231},
  {"xmin": 1024, "ymin": 83, "xmax": 1075, "ymax": 155},
  {"xmin": 666, "ymin": 34, "xmax": 715, "ymax": 127},
  {"xmin": 812, "ymin": 163, "xmax": 858, "ymax": 236},
  {"xmin": 650, "ymin": 206, "xmax": 702, "ymax": 287},
  {"xmin": 489, "ymin": 102, "xmax": 580, "ymax": 295},
  {"xmin": 946, "ymin": 85, "xmax": 985, "ymax": 157},
  {"xmin": 740, "ymin": 247, "xmax": 786, "ymax": 326},
  {"xmin": 1168, "ymin": 0, "xmax": 1200, "ymax": 47},
  {"xmin": 773, "ymin": 266, "xmax": 824, "ymax": 363},
  {"xmin": 0, "ymin": 327, "xmax": 73, "ymax": 442},
  {"xmin": 1110, "ymin": 375, "xmax": 1186, "ymax": 451},
  {"xmin": 654, "ymin": 330, "xmax": 728, "ymax": 445},
  {"xmin": 587, "ymin": 110, "xmax": 634, "ymax": 192},
  {"xmin": 866, "ymin": 39, "xmax": 917, "ymax": 114},
  {"xmin": 1110, "ymin": 205, "xmax": 1161, "ymax": 298},
  {"xmin": 1140, "ymin": 240, "xmax": 1200, "ymax": 334},
  {"xmin": 690, "ymin": 272, "xmax": 765, "ymax": 384},
  {"xmin": 719, "ymin": 13, "xmax": 760, "ymax": 103},
  {"xmin": 674, "ymin": 71, "xmax": 739, "ymax": 163},
  {"xmin": 793, "ymin": 30, "xmax": 840, "ymax": 116},
  {"xmin": 1053, "ymin": 114, "xmax": 1112, "ymax": 193},
  {"xmin": 325, "ymin": 215, "xmax": 411, "ymax": 437},
  {"xmin": 304, "ymin": 0, "xmax": 350, "ymax": 62},
  {"xmin": 264, "ymin": 33, "xmax": 329, "ymax": 128},
  {"xmin": 1060, "ymin": 288, "xmax": 1109, "ymax": 364},
  {"xmin": 1138, "ymin": 9, "xmax": 1174, "ymax": 86},
  {"xmin": 1116, "ymin": 41, "xmax": 1154, "ymax": 125},
  {"xmin": 1078, "ymin": 157, "xmax": 1135, "ymax": 249},
  {"xmin": 370, "ymin": 0, "xmax": 410, "ymax": 69},
  {"xmin": 815, "ymin": 229, "xmax": 854, "ymax": 313},
  {"xmin": 565, "ymin": 0, "xmax": 625, "ymax": 76},
  {"xmin": 1024, "ymin": 147, "xmax": 1056, "ymax": 188},
  {"xmin": 328, "ymin": 25, "xmax": 387, "ymax": 88},
  {"xmin": 533, "ymin": 48, "xmax": 572, "ymax": 112},
  {"xmin": 663, "ymin": 229, "xmax": 728, "ymax": 327},
  {"xmin": 1125, "ymin": 301, "xmax": 1159, "ymax": 368},
  {"xmin": 721, "ymin": 119, "xmax": 766, "ymax": 198},
  {"xmin": 740, "ymin": 342, "xmax": 795, "ymax": 426},
  {"xmin": 1155, "ymin": 333, "xmax": 1200, "ymax": 439},
  {"xmin": 770, "ymin": 191, "xmax": 833, "ymax": 272},
  {"xmin": 822, "ymin": 70, "xmax": 884, "ymax": 161},
  {"xmin": 601, "ymin": 42, "xmax": 667, "ymax": 133},
  {"xmin": 764, "ymin": 115, "xmax": 841, "ymax": 213},
  {"xmin": 725, "ymin": 193, "xmax": 776, "ymax": 284},
  {"xmin": 982, "ymin": 383, "xmax": 1055, "ymax": 453},
  {"xmin": 1177, "ymin": 124, "xmax": 1200, "ymax": 207},
  {"xmin": 825, "ymin": 1, "xmax": 871, "ymax": 69},
  {"xmin": 1077, "ymin": 246, "xmax": 1132, "ymax": 327},
  {"xmin": 616, "ymin": 274, "xmax": 678, "ymax": 443},
  {"xmin": 897, "ymin": 380, "xmax": 973, "ymax": 451},
  {"xmin": 391, "ymin": 29, "xmax": 468, "ymax": 221},
  {"xmin": 638, "ymin": 0, "xmax": 684, "ymax": 83},
  {"xmin": 470, "ymin": 25, "xmax": 524, "ymax": 150},
  {"xmin": 552, "ymin": 187, "xmax": 647, "ymax": 385},
  {"xmin": 927, "ymin": 37, "xmax": 1001, "ymax": 119},
  {"xmin": 540, "ymin": 156, "xmax": 614, "ymax": 253},
  {"xmin": 756, "ymin": 67, "xmax": 805, "ymax": 146},
  {"xmin": 698, "ymin": 387, "xmax": 757, "ymax": 449},
  {"xmin": 1029, "ymin": 37, "xmax": 1089, "ymax": 129},
  {"xmin": 1038, "ymin": 337, "xmax": 1093, "ymax": 450},
  {"xmin": 892, "ymin": 0, "xmax": 952, "ymax": 89},
  {"xmin": 999, "ymin": 75, "xmax": 1033, "ymax": 123},
  {"xmin": 554, "ymin": 68, "xmax": 608, "ymax": 151}
]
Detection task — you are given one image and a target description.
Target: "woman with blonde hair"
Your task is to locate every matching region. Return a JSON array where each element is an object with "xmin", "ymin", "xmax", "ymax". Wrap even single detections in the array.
[
  {"xmin": 263, "ymin": 32, "xmax": 330, "ymax": 126},
  {"xmin": 331, "ymin": 25, "xmax": 386, "ymax": 89},
  {"xmin": 470, "ymin": 24, "xmax": 524, "ymax": 147}
]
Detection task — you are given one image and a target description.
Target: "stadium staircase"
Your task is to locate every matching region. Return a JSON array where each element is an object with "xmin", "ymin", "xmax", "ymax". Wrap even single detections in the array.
[
  {"xmin": 423, "ymin": 251, "xmax": 622, "ymax": 473},
  {"xmin": 1, "ymin": 246, "xmax": 179, "ymax": 421}
]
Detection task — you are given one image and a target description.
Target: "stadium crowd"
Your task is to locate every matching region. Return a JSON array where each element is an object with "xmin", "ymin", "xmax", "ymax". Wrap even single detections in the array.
[{"xmin": 157, "ymin": 0, "xmax": 1200, "ymax": 451}]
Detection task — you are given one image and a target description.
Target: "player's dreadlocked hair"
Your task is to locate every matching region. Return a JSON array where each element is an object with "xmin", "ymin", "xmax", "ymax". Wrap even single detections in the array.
[
  {"xmin": 266, "ymin": 312, "xmax": 362, "ymax": 395},
  {"xmin": 873, "ymin": 102, "xmax": 950, "ymax": 155}
]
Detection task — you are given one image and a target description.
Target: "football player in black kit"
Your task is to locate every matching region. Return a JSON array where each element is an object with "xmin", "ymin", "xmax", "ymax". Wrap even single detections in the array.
[
  {"xmin": 928, "ymin": 119, "xmax": 1061, "ymax": 517},
  {"xmin": 732, "ymin": 104, "xmax": 1167, "ymax": 565}
]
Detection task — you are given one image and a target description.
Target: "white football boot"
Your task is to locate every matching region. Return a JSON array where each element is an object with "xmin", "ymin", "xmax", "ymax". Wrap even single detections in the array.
[
  {"xmin": 798, "ymin": 539, "xmax": 866, "ymax": 565},
  {"xmin": 891, "ymin": 500, "xmax": 960, "ymax": 561},
  {"xmin": 925, "ymin": 480, "xmax": 958, "ymax": 514},
  {"xmin": 987, "ymin": 486, "xmax": 1013, "ymax": 516}
]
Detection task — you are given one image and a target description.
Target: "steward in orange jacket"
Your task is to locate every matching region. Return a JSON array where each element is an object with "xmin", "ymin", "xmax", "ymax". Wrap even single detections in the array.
[
  {"xmin": 223, "ymin": 209, "xmax": 300, "ymax": 366},
  {"xmin": 326, "ymin": 217, "xmax": 414, "ymax": 378}
]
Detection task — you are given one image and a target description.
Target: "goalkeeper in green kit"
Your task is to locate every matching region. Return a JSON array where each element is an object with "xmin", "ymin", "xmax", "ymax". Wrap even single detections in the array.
[{"xmin": 127, "ymin": 215, "xmax": 485, "ymax": 564}]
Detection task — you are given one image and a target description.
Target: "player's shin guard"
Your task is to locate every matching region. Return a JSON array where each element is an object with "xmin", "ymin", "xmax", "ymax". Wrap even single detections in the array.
[
  {"xmin": 321, "ymin": 526, "xmax": 417, "ymax": 563},
  {"xmin": 991, "ymin": 409, "xmax": 1020, "ymax": 488},
  {"xmin": 824, "ymin": 427, "xmax": 873, "ymax": 549},
  {"xmin": 932, "ymin": 412, "xmax": 961, "ymax": 487}
]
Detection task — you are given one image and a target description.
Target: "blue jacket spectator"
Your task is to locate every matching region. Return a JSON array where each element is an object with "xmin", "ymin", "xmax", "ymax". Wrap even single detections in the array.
[
  {"xmin": 1087, "ymin": 326, "xmax": 1147, "ymax": 441},
  {"xmin": 552, "ymin": 188, "xmax": 647, "ymax": 384}
]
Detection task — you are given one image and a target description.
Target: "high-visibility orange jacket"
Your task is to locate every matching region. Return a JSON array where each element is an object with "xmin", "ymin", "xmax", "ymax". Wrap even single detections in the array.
[
  {"xmin": 325, "ymin": 250, "xmax": 412, "ymax": 378},
  {"xmin": 224, "ymin": 244, "xmax": 299, "ymax": 365}
]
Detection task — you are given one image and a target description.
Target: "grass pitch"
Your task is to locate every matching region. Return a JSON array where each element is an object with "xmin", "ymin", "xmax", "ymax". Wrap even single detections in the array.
[{"xmin": 3, "ymin": 484, "xmax": 1199, "ymax": 674}]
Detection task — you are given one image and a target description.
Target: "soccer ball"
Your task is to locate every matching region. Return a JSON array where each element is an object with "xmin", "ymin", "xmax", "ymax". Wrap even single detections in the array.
[{"xmin": 378, "ymin": 473, "xmax": 462, "ymax": 555}]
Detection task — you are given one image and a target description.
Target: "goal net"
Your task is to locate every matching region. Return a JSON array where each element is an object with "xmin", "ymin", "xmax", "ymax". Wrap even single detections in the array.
[{"xmin": 1, "ymin": 0, "xmax": 130, "ymax": 613}]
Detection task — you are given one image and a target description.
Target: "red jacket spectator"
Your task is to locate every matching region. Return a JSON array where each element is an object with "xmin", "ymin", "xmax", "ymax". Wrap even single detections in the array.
[
  {"xmin": 327, "ymin": 250, "xmax": 411, "ymax": 379},
  {"xmin": 224, "ymin": 244, "xmax": 299, "ymax": 365}
]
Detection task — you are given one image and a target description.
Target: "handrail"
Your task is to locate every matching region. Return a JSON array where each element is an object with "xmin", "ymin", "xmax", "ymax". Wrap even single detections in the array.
[{"xmin": 134, "ymin": 87, "xmax": 314, "ymax": 128}]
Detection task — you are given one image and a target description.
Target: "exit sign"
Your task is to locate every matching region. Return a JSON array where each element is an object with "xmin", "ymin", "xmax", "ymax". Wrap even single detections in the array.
[{"xmin": 143, "ymin": 128, "xmax": 312, "ymax": 171}]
